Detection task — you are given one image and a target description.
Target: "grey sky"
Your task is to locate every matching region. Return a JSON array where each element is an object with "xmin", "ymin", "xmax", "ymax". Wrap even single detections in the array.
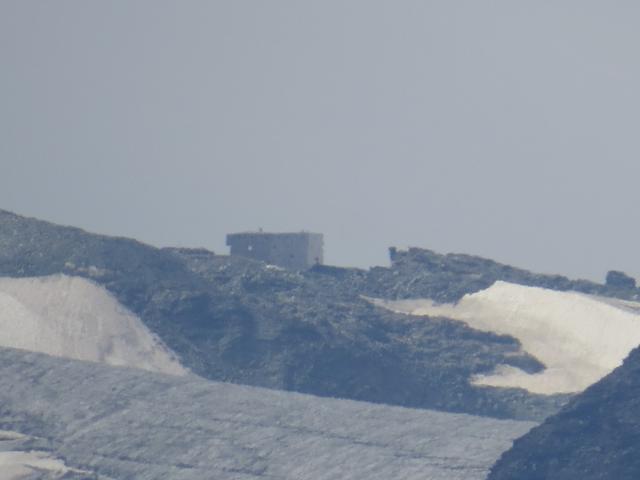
[{"xmin": 1, "ymin": 1, "xmax": 639, "ymax": 281}]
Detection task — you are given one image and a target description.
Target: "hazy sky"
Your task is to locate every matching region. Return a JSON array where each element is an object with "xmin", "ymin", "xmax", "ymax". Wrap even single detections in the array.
[{"xmin": 2, "ymin": 1, "xmax": 639, "ymax": 281}]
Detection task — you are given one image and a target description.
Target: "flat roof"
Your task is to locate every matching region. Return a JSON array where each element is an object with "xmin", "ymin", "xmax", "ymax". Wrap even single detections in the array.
[{"xmin": 226, "ymin": 231, "xmax": 322, "ymax": 237}]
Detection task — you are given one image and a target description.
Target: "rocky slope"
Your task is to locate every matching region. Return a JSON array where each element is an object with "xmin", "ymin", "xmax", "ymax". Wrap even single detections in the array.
[
  {"xmin": 168, "ymin": 247, "xmax": 567, "ymax": 419},
  {"xmin": 3, "ymin": 209, "xmax": 636, "ymax": 420},
  {"xmin": 488, "ymin": 345, "xmax": 640, "ymax": 480},
  {"xmin": 0, "ymin": 347, "xmax": 536, "ymax": 480}
]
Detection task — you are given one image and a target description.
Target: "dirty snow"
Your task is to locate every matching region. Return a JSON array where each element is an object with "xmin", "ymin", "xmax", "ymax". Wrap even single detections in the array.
[
  {"xmin": 371, "ymin": 281, "xmax": 640, "ymax": 394},
  {"xmin": 0, "ymin": 275, "xmax": 186, "ymax": 375}
]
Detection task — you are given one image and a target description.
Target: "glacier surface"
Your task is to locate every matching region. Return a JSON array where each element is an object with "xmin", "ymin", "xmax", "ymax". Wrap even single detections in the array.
[{"xmin": 0, "ymin": 348, "xmax": 534, "ymax": 480}]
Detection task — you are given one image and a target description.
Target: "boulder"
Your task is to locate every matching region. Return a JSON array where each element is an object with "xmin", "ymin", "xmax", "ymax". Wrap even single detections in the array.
[{"xmin": 606, "ymin": 270, "xmax": 636, "ymax": 289}]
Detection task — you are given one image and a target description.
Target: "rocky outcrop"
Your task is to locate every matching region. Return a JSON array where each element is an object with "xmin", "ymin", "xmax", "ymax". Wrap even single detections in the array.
[
  {"xmin": 488, "ymin": 346, "xmax": 640, "ymax": 480},
  {"xmin": 163, "ymin": 248, "xmax": 560, "ymax": 420},
  {"xmin": 606, "ymin": 270, "xmax": 637, "ymax": 290},
  {"xmin": 378, "ymin": 247, "xmax": 634, "ymax": 303},
  {"xmin": 6, "ymin": 209, "xmax": 635, "ymax": 420}
]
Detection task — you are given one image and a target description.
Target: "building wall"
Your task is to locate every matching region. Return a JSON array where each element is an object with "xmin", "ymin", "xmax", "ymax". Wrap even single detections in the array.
[
  {"xmin": 305, "ymin": 233, "xmax": 324, "ymax": 266},
  {"xmin": 226, "ymin": 232, "xmax": 323, "ymax": 270}
]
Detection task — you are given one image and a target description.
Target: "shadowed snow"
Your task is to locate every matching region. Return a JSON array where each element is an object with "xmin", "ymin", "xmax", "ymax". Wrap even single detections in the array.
[
  {"xmin": 370, "ymin": 281, "xmax": 640, "ymax": 394},
  {"xmin": 0, "ymin": 274, "xmax": 186, "ymax": 375}
]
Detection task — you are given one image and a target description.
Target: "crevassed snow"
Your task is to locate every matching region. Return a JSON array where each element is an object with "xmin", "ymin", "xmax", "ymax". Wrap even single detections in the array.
[
  {"xmin": 370, "ymin": 281, "xmax": 640, "ymax": 394},
  {"xmin": 0, "ymin": 347, "xmax": 536, "ymax": 480},
  {"xmin": 0, "ymin": 275, "xmax": 186, "ymax": 376}
]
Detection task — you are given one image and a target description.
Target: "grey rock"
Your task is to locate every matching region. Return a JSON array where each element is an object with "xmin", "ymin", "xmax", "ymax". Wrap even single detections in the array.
[
  {"xmin": 374, "ymin": 247, "xmax": 626, "ymax": 303},
  {"xmin": 488, "ymin": 346, "xmax": 640, "ymax": 480},
  {"xmin": 606, "ymin": 270, "xmax": 636, "ymax": 290}
]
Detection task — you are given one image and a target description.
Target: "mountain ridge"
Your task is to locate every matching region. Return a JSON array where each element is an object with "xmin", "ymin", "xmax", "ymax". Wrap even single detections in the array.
[{"xmin": 4, "ymin": 208, "xmax": 635, "ymax": 420}]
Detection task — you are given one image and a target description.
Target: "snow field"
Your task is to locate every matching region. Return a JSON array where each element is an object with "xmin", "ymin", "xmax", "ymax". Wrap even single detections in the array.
[
  {"xmin": 371, "ymin": 281, "xmax": 640, "ymax": 394},
  {"xmin": 0, "ymin": 274, "xmax": 186, "ymax": 375},
  {"xmin": 0, "ymin": 347, "xmax": 537, "ymax": 480}
]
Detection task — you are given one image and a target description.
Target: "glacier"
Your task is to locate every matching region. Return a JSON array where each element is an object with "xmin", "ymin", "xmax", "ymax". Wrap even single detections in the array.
[{"xmin": 0, "ymin": 347, "xmax": 535, "ymax": 480}]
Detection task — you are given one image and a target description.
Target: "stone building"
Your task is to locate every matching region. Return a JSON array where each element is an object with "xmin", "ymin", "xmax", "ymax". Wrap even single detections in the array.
[{"xmin": 226, "ymin": 231, "xmax": 323, "ymax": 270}]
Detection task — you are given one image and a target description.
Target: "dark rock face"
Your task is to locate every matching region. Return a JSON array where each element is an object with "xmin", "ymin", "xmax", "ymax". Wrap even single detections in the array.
[
  {"xmin": 488, "ymin": 347, "xmax": 640, "ymax": 480},
  {"xmin": 8, "ymin": 209, "xmax": 634, "ymax": 420},
  {"xmin": 155, "ymin": 246, "xmax": 561, "ymax": 420},
  {"xmin": 606, "ymin": 270, "xmax": 637, "ymax": 290}
]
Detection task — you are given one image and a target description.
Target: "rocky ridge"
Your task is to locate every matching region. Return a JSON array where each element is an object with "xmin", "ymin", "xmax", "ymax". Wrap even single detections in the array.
[
  {"xmin": 488, "ymin": 345, "xmax": 640, "ymax": 480},
  {"xmin": 2, "ymin": 209, "xmax": 636, "ymax": 420}
]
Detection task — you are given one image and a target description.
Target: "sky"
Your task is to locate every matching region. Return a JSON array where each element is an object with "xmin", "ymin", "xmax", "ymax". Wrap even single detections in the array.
[{"xmin": 1, "ymin": 1, "xmax": 639, "ymax": 282}]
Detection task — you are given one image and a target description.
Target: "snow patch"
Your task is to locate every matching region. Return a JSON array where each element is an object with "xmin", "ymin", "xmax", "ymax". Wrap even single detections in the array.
[
  {"xmin": 0, "ymin": 450, "xmax": 93, "ymax": 480},
  {"xmin": 0, "ymin": 431, "xmax": 26, "ymax": 441},
  {"xmin": 0, "ymin": 429, "xmax": 94, "ymax": 480},
  {"xmin": 0, "ymin": 275, "xmax": 187, "ymax": 375},
  {"xmin": 370, "ymin": 281, "xmax": 640, "ymax": 394}
]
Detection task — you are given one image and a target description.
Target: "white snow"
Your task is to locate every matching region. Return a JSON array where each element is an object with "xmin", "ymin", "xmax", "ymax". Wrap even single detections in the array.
[
  {"xmin": 0, "ymin": 429, "xmax": 94, "ymax": 480},
  {"xmin": 370, "ymin": 281, "xmax": 640, "ymax": 395},
  {"xmin": 0, "ymin": 431, "xmax": 26, "ymax": 441},
  {"xmin": 0, "ymin": 274, "xmax": 186, "ymax": 375},
  {"xmin": 0, "ymin": 450, "xmax": 92, "ymax": 480}
]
